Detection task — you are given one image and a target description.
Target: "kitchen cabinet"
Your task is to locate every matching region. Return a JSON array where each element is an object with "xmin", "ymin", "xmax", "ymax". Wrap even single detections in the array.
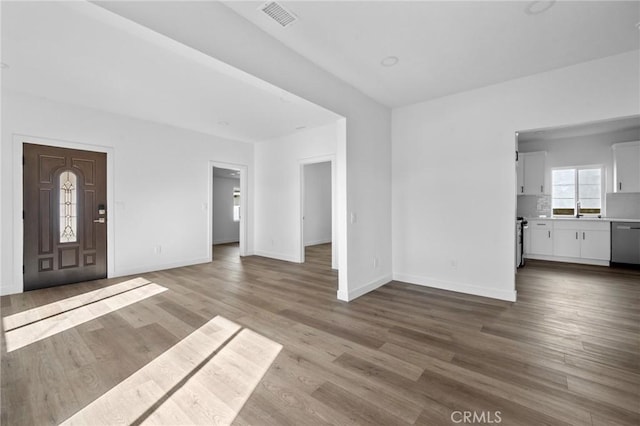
[
  {"xmin": 518, "ymin": 151, "xmax": 546, "ymax": 195},
  {"xmin": 552, "ymin": 220, "xmax": 610, "ymax": 262},
  {"xmin": 553, "ymin": 229, "xmax": 581, "ymax": 258},
  {"xmin": 528, "ymin": 220, "xmax": 553, "ymax": 255},
  {"xmin": 612, "ymin": 142, "xmax": 640, "ymax": 193},
  {"xmin": 525, "ymin": 219, "xmax": 611, "ymax": 265},
  {"xmin": 516, "ymin": 155, "xmax": 524, "ymax": 195},
  {"xmin": 580, "ymin": 230, "xmax": 610, "ymax": 261}
]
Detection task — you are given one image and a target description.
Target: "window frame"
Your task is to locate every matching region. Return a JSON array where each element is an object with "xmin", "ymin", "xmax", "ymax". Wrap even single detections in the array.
[{"xmin": 551, "ymin": 165, "xmax": 605, "ymax": 217}]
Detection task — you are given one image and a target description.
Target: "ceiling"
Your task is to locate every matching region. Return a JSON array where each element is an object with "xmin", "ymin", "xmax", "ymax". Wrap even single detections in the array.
[
  {"xmin": 225, "ymin": 1, "xmax": 640, "ymax": 108},
  {"xmin": 518, "ymin": 115, "xmax": 640, "ymax": 143},
  {"xmin": 1, "ymin": 1, "xmax": 341, "ymax": 143}
]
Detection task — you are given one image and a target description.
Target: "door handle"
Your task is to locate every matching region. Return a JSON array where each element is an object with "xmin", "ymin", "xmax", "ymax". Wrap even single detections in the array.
[
  {"xmin": 582, "ymin": 232, "xmax": 585, "ymax": 240},
  {"xmin": 93, "ymin": 218, "xmax": 105, "ymax": 223}
]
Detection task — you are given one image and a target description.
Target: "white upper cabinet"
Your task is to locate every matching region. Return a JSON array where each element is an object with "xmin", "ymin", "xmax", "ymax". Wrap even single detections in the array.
[
  {"xmin": 612, "ymin": 142, "xmax": 640, "ymax": 193},
  {"xmin": 516, "ymin": 154, "xmax": 524, "ymax": 195},
  {"xmin": 518, "ymin": 151, "xmax": 546, "ymax": 195}
]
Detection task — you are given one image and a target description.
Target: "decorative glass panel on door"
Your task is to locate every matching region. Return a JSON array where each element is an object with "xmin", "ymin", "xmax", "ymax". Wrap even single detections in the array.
[{"xmin": 59, "ymin": 170, "xmax": 78, "ymax": 243}]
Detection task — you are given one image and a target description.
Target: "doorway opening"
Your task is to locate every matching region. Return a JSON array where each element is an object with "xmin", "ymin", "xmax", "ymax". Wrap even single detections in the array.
[
  {"xmin": 210, "ymin": 163, "xmax": 247, "ymax": 262},
  {"xmin": 300, "ymin": 158, "xmax": 337, "ymax": 270}
]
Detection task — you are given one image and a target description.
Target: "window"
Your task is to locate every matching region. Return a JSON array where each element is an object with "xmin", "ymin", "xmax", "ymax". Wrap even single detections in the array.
[
  {"xmin": 551, "ymin": 167, "xmax": 602, "ymax": 216},
  {"xmin": 233, "ymin": 187, "xmax": 240, "ymax": 222}
]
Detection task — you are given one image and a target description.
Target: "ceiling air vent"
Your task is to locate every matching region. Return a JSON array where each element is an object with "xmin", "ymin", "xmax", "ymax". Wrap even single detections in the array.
[{"xmin": 259, "ymin": 2, "xmax": 297, "ymax": 28}]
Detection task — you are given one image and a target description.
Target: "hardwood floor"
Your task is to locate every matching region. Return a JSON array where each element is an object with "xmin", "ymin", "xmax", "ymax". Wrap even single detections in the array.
[{"xmin": 1, "ymin": 245, "xmax": 638, "ymax": 425}]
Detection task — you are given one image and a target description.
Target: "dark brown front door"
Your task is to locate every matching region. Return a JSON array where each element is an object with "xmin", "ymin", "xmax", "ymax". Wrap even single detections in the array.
[{"xmin": 23, "ymin": 143, "xmax": 107, "ymax": 291}]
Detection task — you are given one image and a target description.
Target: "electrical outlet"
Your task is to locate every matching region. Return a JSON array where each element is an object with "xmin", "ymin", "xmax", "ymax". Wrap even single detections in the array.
[
  {"xmin": 373, "ymin": 256, "xmax": 379, "ymax": 268},
  {"xmin": 350, "ymin": 212, "xmax": 357, "ymax": 224},
  {"xmin": 154, "ymin": 245, "xmax": 162, "ymax": 255}
]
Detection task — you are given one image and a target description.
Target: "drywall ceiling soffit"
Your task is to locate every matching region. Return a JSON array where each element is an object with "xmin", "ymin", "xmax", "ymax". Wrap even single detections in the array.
[
  {"xmin": 1, "ymin": 1, "xmax": 341, "ymax": 143},
  {"xmin": 518, "ymin": 115, "xmax": 640, "ymax": 143},
  {"xmin": 225, "ymin": 1, "xmax": 640, "ymax": 108},
  {"xmin": 213, "ymin": 167, "xmax": 241, "ymax": 178}
]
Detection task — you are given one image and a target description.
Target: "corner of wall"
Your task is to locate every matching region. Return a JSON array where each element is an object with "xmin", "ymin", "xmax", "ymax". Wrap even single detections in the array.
[{"xmin": 337, "ymin": 273, "xmax": 392, "ymax": 302}]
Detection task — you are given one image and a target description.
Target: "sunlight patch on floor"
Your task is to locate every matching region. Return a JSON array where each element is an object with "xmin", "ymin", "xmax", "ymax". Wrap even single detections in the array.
[
  {"xmin": 3, "ymin": 281, "xmax": 166, "ymax": 352},
  {"xmin": 2, "ymin": 277, "xmax": 151, "ymax": 331},
  {"xmin": 60, "ymin": 316, "xmax": 282, "ymax": 426}
]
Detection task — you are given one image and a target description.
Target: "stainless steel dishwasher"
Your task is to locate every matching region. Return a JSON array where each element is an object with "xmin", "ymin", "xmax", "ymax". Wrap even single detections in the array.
[{"xmin": 611, "ymin": 222, "xmax": 640, "ymax": 265}]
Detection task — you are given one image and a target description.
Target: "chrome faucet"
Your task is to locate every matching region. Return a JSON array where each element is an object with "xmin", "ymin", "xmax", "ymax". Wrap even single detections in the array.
[{"xmin": 576, "ymin": 201, "xmax": 581, "ymax": 218}]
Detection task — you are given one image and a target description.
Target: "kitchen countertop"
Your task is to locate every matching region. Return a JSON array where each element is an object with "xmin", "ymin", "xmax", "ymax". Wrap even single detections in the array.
[{"xmin": 524, "ymin": 216, "xmax": 640, "ymax": 223}]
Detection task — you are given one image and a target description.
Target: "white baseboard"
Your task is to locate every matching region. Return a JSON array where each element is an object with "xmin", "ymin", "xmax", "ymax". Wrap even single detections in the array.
[
  {"xmin": 304, "ymin": 238, "xmax": 332, "ymax": 247},
  {"xmin": 392, "ymin": 272, "xmax": 517, "ymax": 302},
  {"xmin": 253, "ymin": 250, "xmax": 301, "ymax": 263},
  {"xmin": 114, "ymin": 257, "xmax": 212, "ymax": 279},
  {"xmin": 337, "ymin": 274, "xmax": 392, "ymax": 302},
  {"xmin": 213, "ymin": 238, "xmax": 240, "ymax": 245},
  {"xmin": 524, "ymin": 254, "xmax": 609, "ymax": 267}
]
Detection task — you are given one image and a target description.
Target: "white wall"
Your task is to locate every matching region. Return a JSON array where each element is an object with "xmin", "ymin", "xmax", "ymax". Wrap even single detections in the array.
[
  {"xmin": 1, "ymin": 91, "xmax": 254, "ymax": 295},
  {"xmin": 392, "ymin": 51, "xmax": 640, "ymax": 301},
  {"xmin": 304, "ymin": 162, "xmax": 332, "ymax": 246},
  {"xmin": 212, "ymin": 175, "xmax": 240, "ymax": 244},
  {"xmin": 96, "ymin": 1, "xmax": 392, "ymax": 301},
  {"xmin": 254, "ymin": 123, "xmax": 336, "ymax": 263}
]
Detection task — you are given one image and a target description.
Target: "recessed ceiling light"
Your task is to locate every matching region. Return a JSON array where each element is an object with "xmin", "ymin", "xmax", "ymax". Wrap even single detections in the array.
[
  {"xmin": 381, "ymin": 56, "xmax": 399, "ymax": 67},
  {"xmin": 0, "ymin": 63, "xmax": 9, "ymax": 69},
  {"xmin": 218, "ymin": 121, "xmax": 229, "ymax": 126},
  {"xmin": 524, "ymin": 1, "xmax": 556, "ymax": 15}
]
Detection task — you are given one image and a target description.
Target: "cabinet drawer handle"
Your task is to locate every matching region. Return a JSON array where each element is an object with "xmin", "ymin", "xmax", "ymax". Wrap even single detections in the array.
[
  {"xmin": 548, "ymin": 230, "xmax": 551, "ymax": 238},
  {"xmin": 575, "ymin": 231, "xmax": 578, "ymax": 239},
  {"xmin": 537, "ymin": 223, "xmax": 546, "ymax": 226},
  {"xmin": 583, "ymin": 232, "xmax": 585, "ymax": 240},
  {"xmin": 540, "ymin": 185, "xmax": 543, "ymax": 193},
  {"xmin": 619, "ymin": 182, "xmax": 622, "ymax": 191},
  {"xmin": 521, "ymin": 186, "xmax": 524, "ymax": 193}
]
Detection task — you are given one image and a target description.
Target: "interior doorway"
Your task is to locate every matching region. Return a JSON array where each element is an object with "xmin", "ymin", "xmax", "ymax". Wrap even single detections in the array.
[
  {"xmin": 300, "ymin": 158, "xmax": 337, "ymax": 269},
  {"xmin": 209, "ymin": 162, "xmax": 247, "ymax": 260}
]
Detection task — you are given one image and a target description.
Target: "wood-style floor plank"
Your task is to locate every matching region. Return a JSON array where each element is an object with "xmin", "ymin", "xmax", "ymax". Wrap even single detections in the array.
[
  {"xmin": 4, "ymin": 283, "xmax": 167, "ymax": 352},
  {"xmin": 60, "ymin": 316, "xmax": 241, "ymax": 425},
  {"xmin": 1, "ymin": 244, "xmax": 639, "ymax": 425}
]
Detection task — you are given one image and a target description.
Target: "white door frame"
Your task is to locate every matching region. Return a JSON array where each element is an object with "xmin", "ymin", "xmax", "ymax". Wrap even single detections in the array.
[
  {"xmin": 12, "ymin": 134, "xmax": 116, "ymax": 294},
  {"xmin": 299, "ymin": 155, "xmax": 337, "ymax": 269},
  {"xmin": 208, "ymin": 161, "xmax": 248, "ymax": 258}
]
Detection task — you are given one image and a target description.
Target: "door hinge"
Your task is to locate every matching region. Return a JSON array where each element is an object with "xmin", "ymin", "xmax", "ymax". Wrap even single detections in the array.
[
  {"xmin": 22, "ymin": 156, "xmax": 25, "ymax": 165},
  {"xmin": 515, "ymin": 151, "xmax": 519, "ymax": 161},
  {"xmin": 22, "ymin": 210, "xmax": 25, "ymax": 220},
  {"xmin": 22, "ymin": 265, "xmax": 25, "ymax": 274}
]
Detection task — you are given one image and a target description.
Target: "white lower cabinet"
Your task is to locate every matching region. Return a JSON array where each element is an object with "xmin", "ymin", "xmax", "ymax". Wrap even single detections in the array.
[
  {"xmin": 553, "ymin": 221, "xmax": 610, "ymax": 262},
  {"xmin": 526, "ymin": 219, "xmax": 610, "ymax": 265},
  {"xmin": 580, "ymin": 230, "xmax": 610, "ymax": 261},
  {"xmin": 553, "ymin": 229, "xmax": 581, "ymax": 258},
  {"xmin": 528, "ymin": 220, "xmax": 553, "ymax": 256}
]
